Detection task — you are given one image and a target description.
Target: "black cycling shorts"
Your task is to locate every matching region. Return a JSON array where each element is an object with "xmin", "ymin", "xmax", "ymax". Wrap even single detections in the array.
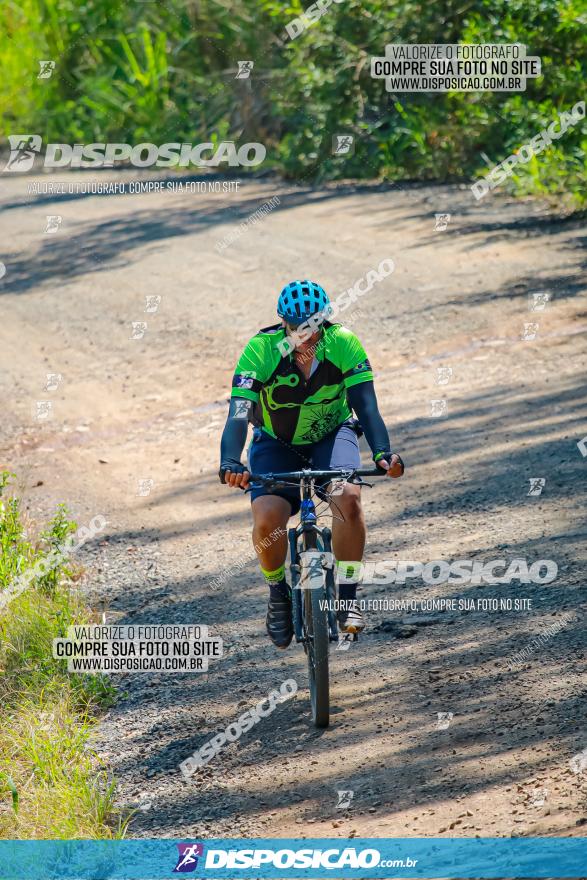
[{"xmin": 247, "ymin": 420, "xmax": 361, "ymax": 516}]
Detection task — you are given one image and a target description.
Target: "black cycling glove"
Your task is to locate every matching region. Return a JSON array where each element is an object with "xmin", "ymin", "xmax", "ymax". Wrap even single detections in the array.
[
  {"xmin": 219, "ymin": 462, "xmax": 247, "ymax": 483},
  {"xmin": 374, "ymin": 451, "xmax": 405, "ymax": 474}
]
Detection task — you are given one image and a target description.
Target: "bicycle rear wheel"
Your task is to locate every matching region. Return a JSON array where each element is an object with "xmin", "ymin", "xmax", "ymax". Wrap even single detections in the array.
[{"xmin": 300, "ymin": 530, "xmax": 330, "ymax": 728}]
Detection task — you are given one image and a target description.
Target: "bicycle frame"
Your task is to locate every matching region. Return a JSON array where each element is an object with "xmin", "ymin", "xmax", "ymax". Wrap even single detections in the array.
[
  {"xmin": 248, "ymin": 466, "xmax": 386, "ymax": 727},
  {"xmin": 249, "ymin": 466, "xmax": 385, "ymax": 646},
  {"xmin": 288, "ymin": 478, "xmax": 338, "ymax": 645}
]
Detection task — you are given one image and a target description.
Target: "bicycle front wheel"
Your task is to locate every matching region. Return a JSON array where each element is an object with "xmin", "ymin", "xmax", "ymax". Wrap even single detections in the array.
[{"xmin": 301, "ymin": 530, "xmax": 330, "ymax": 728}]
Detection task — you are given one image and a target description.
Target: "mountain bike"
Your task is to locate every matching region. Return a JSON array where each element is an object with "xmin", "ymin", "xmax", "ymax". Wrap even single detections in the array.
[{"xmin": 248, "ymin": 467, "xmax": 386, "ymax": 728}]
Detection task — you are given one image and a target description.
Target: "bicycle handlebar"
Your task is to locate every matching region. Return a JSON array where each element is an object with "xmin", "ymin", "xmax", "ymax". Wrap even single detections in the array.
[{"xmin": 248, "ymin": 467, "xmax": 387, "ymax": 484}]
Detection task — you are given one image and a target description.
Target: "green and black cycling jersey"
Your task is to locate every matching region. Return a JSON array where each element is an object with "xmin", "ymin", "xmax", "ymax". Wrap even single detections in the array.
[
  {"xmin": 220, "ymin": 321, "xmax": 396, "ymax": 474},
  {"xmin": 231, "ymin": 322, "xmax": 374, "ymax": 445}
]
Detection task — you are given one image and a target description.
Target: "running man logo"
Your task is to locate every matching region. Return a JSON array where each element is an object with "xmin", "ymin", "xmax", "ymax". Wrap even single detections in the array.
[
  {"xmin": 137, "ymin": 478, "xmax": 154, "ymax": 497},
  {"xmin": 35, "ymin": 400, "xmax": 53, "ymax": 421},
  {"xmin": 434, "ymin": 212, "xmax": 451, "ymax": 231},
  {"xmin": 336, "ymin": 790, "xmax": 354, "ymax": 808},
  {"xmin": 522, "ymin": 322, "xmax": 539, "ymax": 341},
  {"xmin": 130, "ymin": 321, "xmax": 147, "ymax": 339},
  {"xmin": 145, "ymin": 295, "xmax": 162, "ymax": 313},
  {"xmin": 233, "ymin": 399, "xmax": 252, "ymax": 418},
  {"xmin": 44, "ymin": 215, "xmax": 62, "ymax": 234},
  {"xmin": 529, "ymin": 787, "xmax": 548, "ymax": 806},
  {"xmin": 236, "ymin": 60, "xmax": 254, "ymax": 79},
  {"xmin": 529, "ymin": 292, "xmax": 550, "ymax": 312},
  {"xmin": 45, "ymin": 372, "xmax": 63, "ymax": 391},
  {"xmin": 430, "ymin": 398, "xmax": 448, "ymax": 418},
  {"xmin": 527, "ymin": 478, "xmax": 546, "ymax": 497},
  {"xmin": 435, "ymin": 366, "xmax": 453, "ymax": 385},
  {"xmin": 173, "ymin": 843, "xmax": 205, "ymax": 873},
  {"xmin": 3, "ymin": 135, "xmax": 42, "ymax": 172},
  {"xmin": 436, "ymin": 711, "xmax": 454, "ymax": 730},
  {"xmin": 332, "ymin": 134, "xmax": 354, "ymax": 155},
  {"xmin": 298, "ymin": 549, "xmax": 325, "ymax": 590},
  {"xmin": 38, "ymin": 60, "xmax": 56, "ymax": 79}
]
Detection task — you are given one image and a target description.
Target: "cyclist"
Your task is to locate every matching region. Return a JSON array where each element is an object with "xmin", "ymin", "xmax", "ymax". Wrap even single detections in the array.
[{"xmin": 219, "ymin": 280, "xmax": 404, "ymax": 648}]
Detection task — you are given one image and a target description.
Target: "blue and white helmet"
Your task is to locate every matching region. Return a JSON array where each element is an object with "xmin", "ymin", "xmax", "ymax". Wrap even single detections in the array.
[{"xmin": 277, "ymin": 280, "xmax": 331, "ymax": 326}]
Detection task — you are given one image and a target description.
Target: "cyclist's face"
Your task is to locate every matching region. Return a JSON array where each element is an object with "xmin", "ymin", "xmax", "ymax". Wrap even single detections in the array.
[{"xmin": 283, "ymin": 320, "xmax": 321, "ymax": 353}]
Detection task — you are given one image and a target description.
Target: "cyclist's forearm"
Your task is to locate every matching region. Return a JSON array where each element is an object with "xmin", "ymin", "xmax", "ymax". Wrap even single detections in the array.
[
  {"xmin": 347, "ymin": 381, "xmax": 392, "ymax": 460},
  {"xmin": 219, "ymin": 398, "xmax": 250, "ymax": 468}
]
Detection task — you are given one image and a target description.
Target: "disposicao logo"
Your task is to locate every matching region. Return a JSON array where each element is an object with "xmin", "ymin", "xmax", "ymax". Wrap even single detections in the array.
[
  {"xmin": 202, "ymin": 846, "xmax": 382, "ymax": 870},
  {"xmin": 2, "ymin": 136, "xmax": 266, "ymax": 172}
]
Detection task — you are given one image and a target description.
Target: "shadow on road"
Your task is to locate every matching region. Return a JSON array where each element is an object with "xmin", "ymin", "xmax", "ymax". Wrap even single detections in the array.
[{"xmin": 93, "ymin": 370, "xmax": 586, "ymax": 836}]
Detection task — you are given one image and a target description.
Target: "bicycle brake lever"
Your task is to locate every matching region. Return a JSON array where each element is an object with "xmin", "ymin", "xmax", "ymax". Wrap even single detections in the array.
[
  {"xmin": 242, "ymin": 480, "xmax": 270, "ymax": 493},
  {"xmin": 349, "ymin": 476, "xmax": 373, "ymax": 487}
]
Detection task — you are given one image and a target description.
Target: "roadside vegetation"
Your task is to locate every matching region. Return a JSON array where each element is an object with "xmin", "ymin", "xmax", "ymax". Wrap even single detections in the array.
[
  {"xmin": 0, "ymin": 0, "xmax": 585, "ymax": 203},
  {"xmin": 0, "ymin": 472, "xmax": 124, "ymax": 839}
]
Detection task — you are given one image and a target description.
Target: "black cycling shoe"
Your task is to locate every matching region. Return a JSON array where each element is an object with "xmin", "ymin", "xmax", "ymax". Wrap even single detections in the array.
[
  {"xmin": 337, "ymin": 600, "xmax": 365, "ymax": 634},
  {"xmin": 266, "ymin": 589, "xmax": 294, "ymax": 649}
]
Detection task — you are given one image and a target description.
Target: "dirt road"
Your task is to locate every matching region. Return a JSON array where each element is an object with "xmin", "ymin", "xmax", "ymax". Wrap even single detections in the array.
[{"xmin": 0, "ymin": 172, "xmax": 585, "ymax": 839}]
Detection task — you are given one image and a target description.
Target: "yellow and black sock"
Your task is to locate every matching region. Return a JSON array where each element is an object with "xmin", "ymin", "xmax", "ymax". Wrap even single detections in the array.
[
  {"xmin": 336, "ymin": 560, "xmax": 363, "ymax": 602},
  {"xmin": 261, "ymin": 564, "xmax": 289, "ymax": 598}
]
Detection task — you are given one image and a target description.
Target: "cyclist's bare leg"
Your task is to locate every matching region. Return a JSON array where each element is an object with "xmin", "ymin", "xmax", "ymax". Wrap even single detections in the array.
[
  {"xmin": 253, "ymin": 495, "xmax": 293, "ymax": 648},
  {"xmin": 251, "ymin": 495, "xmax": 290, "ymax": 570},
  {"xmin": 329, "ymin": 483, "xmax": 365, "ymax": 561},
  {"xmin": 329, "ymin": 482, "xmax": 365, "ymax": 633}
]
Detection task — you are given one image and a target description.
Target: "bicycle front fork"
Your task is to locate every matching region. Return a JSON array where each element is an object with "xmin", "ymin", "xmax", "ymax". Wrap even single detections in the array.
[
  {"xmin": 289, "ymin": 526, "xmax": 339, "ymax": 644},
  {"xmin": 288, "ymin": 527, "xmax": 304, "ymax": 643}
]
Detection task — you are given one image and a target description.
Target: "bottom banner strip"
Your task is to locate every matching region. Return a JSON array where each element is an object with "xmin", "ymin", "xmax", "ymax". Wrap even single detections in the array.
[{"xmin": 0, "ymin": 837, "xmax": 585, "ymax": 879}]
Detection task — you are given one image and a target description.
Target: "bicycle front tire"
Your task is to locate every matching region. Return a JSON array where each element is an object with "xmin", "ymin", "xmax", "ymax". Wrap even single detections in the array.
[{"xmin": 301, "ymin": 530, "xmax": 330, "ymax": 728}]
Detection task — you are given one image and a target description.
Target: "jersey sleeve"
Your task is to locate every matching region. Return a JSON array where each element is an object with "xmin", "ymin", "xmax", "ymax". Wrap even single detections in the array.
[
  {"xmin": 230, "ymin": 336, "xmax": 270, "ymax": 402},
  {"xmin": 337, "ymin": 329, "xmax": 374, "ymax": 388}
]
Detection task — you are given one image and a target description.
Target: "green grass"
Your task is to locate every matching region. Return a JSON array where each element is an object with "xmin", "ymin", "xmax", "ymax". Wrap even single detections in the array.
[{"xmin": 0, "ymin": 472, "xmax": 126, "ymax": 839}]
